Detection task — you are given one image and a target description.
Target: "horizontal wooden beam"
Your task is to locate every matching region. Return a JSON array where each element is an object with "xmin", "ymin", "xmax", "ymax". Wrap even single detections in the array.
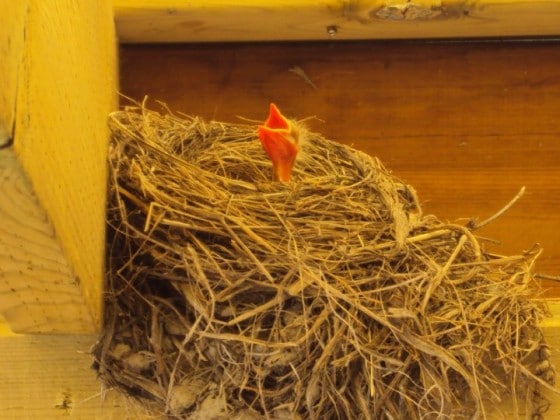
[{"xmin": 113, "ymin": 0, "xmax": 560, "ymax": 43}]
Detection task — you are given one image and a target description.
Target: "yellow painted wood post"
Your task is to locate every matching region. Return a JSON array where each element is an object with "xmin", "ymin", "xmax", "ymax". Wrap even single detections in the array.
[
  {"xmin": 0, "ymin": 0, "xmax": 118, "ymax": 333},
  {"xmin": 0, "ymin": 1, "xmax": 27, "ymax": 145}
]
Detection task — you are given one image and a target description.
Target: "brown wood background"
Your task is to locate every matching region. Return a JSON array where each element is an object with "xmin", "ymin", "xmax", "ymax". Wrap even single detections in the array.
[{"xmin": 119, "ymin": 41, "xmax": 560, "ymax": 296}]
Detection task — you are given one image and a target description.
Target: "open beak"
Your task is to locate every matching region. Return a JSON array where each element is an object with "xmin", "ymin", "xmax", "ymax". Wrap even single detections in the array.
[{"xmin": 258, "ymin": 103, "xmax": 299, "ymax": 182}]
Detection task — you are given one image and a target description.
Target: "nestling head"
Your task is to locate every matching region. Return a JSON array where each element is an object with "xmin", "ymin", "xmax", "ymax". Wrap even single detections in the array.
[{"xmin": 258, "ymin": 103, "xmax": 300, "ymax": 182}]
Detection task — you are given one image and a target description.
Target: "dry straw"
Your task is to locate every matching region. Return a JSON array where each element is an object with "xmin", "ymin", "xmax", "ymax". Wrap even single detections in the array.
[{"xmin": 93, "ymin": 100, "xmax": 556, "ymax": 419}]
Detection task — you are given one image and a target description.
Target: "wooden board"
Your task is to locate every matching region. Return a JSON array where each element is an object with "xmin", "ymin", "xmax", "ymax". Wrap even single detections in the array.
[
  {"xmin": 118, "ymin": 40, "xmax": 560, "ymax": 296},
  {"xmin": 0, "ymin": 149, "xmax": 95, "ymax": 333},
  {"xmin": 113, "ymin": 0, "xmax": 560, "ymax": 43},
  {"xmin": 0, "ymin": 334, "xmax": 144, "ymax": 419},
  {"xmin": 8, "ymin": 0, "xmax": 119, "ymax": 332},
  {"xmin": 0, "ymin": 1, "xmax": 26, "ymax": 145},
  {"xmin": 1, "ymin": 1, "xmax": 100, "ymax": 333}
]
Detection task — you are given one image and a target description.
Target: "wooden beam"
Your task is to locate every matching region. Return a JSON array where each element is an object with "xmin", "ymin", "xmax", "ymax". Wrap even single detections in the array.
[
  {"xmin": 0, "ymin": 334, "xmax": 141, "ymax": 418},
  {"xmin": 0, "ymin": 1, "xmax": 26, "ymax": 145},
  {"xmin": 113, "ymin": 0, "xmax": 560, "ymax": 43},
  {"xmin": 1, "ymin": 0, "xmax": 119, "ymax": 333},
  {"xmin": 0, "ymin": 315, "xmax": 17, "ymax": 337}
]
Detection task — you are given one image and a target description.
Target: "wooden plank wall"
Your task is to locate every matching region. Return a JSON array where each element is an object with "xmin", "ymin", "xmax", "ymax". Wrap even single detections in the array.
[{"xmin": 118, "ymin": 40, "xmax": 560, "ymax": 296}]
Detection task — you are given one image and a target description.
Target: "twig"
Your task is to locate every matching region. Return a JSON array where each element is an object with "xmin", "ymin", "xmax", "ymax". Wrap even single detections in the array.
[
  {"xmin": 535, "ymin": 273, "xmax": 560, "ymax": 282},
  {"xmin": 468, "ymin": 186, "xmax": 525, "ymax": 230}
]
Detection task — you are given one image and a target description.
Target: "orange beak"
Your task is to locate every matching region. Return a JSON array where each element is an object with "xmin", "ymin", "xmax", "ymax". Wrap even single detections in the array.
[{"xmin": 258, "ymin": 103, "xmax": 299, "ymax": 182}]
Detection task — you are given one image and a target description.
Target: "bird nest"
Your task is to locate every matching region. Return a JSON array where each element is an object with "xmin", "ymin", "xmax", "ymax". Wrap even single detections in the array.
[{"xmin": 92, "ymin": 101, "xmax": 555, "ymax": 419}]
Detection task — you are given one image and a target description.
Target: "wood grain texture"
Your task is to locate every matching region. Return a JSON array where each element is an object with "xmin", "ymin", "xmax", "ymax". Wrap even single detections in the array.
[
  {"xmin": 0, "ymin": 334, "xmax": 146, "ymax": 419},
  {"xmin": 113, "ymin": 0, "xmax": 560, "ymax": 43},
  {"xmin": 0, "ymin": 1, "xmax": 27, "ymax": 145},
  {"xmin": 0, "ymin": 315, "xmax": 16, "ymax": 336},
  {"xmin": 119, "ymin": 41, "xmax": 560, "ymax": 296},
  {"xmin": 13, "ymin": 0, "xmax": 119, "ymax": 331},
  {"xmin": 0, "ymin": 149, "xmax": 95, "ymax": 333}
]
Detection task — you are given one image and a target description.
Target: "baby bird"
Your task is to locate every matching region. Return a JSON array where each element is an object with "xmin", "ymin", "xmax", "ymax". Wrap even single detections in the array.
[{"xmin": 258, "ymin": 103, "xmax": 300, "ymax": 182}]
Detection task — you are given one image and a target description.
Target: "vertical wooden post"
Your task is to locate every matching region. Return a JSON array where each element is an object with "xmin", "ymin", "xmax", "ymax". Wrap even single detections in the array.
[
  {"xmin": 0, "ymin": 0, "xmax": 118, "ymax": 333},
  {"xmin": 0, "ymin": 0, "xmax": 27, "ymax": 145}
]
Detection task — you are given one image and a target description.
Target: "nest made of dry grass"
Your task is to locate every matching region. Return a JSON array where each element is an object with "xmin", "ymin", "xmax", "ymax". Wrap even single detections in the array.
[{"xmin": 93, "ymin": 100, "xmax": 555, "ymax": 419}]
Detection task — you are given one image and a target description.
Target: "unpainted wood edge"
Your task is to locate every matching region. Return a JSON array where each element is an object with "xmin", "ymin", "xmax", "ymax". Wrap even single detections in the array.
[
  {"xmin": 112, "ymin": 1, "xmax": 560, "ymax": 43},
  {"xmin": 0, "ymin": 148, "xmax": 96, "ymax": 333}
]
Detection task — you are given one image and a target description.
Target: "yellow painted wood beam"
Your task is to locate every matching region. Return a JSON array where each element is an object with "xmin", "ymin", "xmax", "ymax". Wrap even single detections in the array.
[
  {"xmin": 0, "ymin": 0, "xmax": 118, "ymax": 333},
  {"xmin": 113, "ymin": 0, "xmax": 560, "ymax": 43}
]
